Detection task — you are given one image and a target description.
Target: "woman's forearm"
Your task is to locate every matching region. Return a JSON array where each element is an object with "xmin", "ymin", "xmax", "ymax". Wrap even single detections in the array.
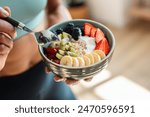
[
  {"xmin": 55, "ymin": 5, "xmax": 72, "ymax": 20},
  {"xmin": 47, "ymin": 5, "xmax": 72, "ymax": 26},
  {"xmin": 47, "ymin": 0, "xmax": 62, "ymax": 13}
]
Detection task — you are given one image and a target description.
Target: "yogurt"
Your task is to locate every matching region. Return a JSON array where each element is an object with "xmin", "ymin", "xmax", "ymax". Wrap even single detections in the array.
[{"xmin": 79, "ymin": 36, "xmax": 96, "ymax": 54}]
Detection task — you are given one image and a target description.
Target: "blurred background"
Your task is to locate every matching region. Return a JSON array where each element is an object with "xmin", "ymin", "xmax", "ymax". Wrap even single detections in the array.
[{"xmin": 63, "ymin": 0, "xmax": 150, "ymax": 100}]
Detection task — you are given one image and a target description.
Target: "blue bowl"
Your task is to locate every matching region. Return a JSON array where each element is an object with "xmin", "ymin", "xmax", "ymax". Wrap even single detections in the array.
[{"xmin": 39, "ymin": 19, "xmax": 115, "ymax": 79}]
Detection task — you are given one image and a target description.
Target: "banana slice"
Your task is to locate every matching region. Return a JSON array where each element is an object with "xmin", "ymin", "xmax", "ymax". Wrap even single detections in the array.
[
  {"xmin": 83, "ymin": 56, "xmax": 91, "ymax": 66},
  {"xmin": 92, "ymin": 52, "xmax": 101, "ymax": 63},
  {"xmin": 60, "ymin": 56, "xmax": 73, "ymax": 67},
  {"xmin": 77, "ymin": 57, "xmax": 85, "ymax": 67},
  {"xmin": 72, "ymin": 57, "xmax": 79, "ymax": 67},
  {"xmin": 94, "ymin": 50, "xmax": 106, "ymax": 59},
  {"xmin": 85, "ymin": 53, "xmax": 94, "ymax": 64}
]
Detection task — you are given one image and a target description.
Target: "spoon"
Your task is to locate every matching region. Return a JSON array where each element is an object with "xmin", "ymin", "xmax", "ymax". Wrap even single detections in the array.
[{"xmin": 3, "ymin": 17, "xmax": 58, "ymax": 45}]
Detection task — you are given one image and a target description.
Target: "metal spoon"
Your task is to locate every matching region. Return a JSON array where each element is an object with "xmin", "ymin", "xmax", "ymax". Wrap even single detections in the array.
[{"xmin": 3, "ymin": 17, "xmax": 57, "ymax": 45}]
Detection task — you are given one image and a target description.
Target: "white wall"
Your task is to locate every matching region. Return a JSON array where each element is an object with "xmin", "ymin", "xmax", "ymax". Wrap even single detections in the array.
[{"xmin": 86, "ymin": 0, "xmax": 132, "ymax": 27}]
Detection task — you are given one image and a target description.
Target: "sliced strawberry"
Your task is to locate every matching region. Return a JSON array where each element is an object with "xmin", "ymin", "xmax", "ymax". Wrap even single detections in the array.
[
  {"xmin": 103, "ymin": 37, "xmax": 110, "ymax": 55},
  {"xmin": 95, "ymin": 37, "xmax": 110, "ymax": 55},
  {"xmin": 47, "ymin": 54, "xmax": 57, "ymax": 59},
  {"xmin": 95, "ymin": 28, "xmax": 105, "ymax": 43},
  {"xmin": 84, "ymin": 23, "xmax": 94, "ymax": 36},
  {"xmin": 95, "ymin": 39, "xmax": 104, "ymax": 52},
  {"xmin": 90, "ymin": 27, "xmax": 97, "ymax": 37},
  {"xmin": 45, "ymin": 48, "xmax": 58, "ymax": 55}
]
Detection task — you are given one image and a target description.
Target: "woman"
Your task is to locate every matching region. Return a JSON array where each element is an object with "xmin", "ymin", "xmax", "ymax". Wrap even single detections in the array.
[{"xmin": 0, "ymin": 0, "xmax": 81, "ymax": 100}]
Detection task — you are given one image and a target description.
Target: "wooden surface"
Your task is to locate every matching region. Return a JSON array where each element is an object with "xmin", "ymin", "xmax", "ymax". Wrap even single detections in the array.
[{"xmin": 68, "ymin": 5, "xmax": 89, "ymax": 19}]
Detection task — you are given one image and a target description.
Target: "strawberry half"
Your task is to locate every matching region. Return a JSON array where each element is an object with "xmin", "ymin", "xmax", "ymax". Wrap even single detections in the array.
[
  {"xmin": 95, "ymin": 37, "xmax": 110, "ymax": 55},
  {"xmin": 84, "ymin": 23, "xmax": 94, "ymax": 36},
  {"xmin": 45, "ymin": 48, "xmax": 58, "ymax": 55},
  {"xmin": 90, "ymin": 27, "xmax": 97, "ymax": 37},
  {"xmin": 95, "ymin": 28, "xmax": 105, "ymax": 44},
  {"xmin": 95, "ymin": 39, "xmax": 104, "ymax": 52},
  {"xmin": 103, "ymin": 37, "xmax": 110, "ymax": 55}
]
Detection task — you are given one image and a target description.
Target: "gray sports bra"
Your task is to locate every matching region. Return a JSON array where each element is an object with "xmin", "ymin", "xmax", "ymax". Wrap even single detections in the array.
[{"xmin": 0, "ymin": 0, "xmax": 47, "ymax": 38}]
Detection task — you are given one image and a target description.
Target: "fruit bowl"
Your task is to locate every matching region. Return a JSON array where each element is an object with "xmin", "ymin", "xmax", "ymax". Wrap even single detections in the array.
[{"xmin": 38, "ymin": 19, "xmax": 115, "ymax": 80}]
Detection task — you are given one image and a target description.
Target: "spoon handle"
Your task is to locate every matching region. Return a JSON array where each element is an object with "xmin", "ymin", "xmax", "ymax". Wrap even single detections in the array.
[
  {"xmin": 3, "ymin": 17, "xmax": 52, "ymax": 45},
  {"xmin": 2, "ymin": 17, "xmax": 32, "ymax": 32}
]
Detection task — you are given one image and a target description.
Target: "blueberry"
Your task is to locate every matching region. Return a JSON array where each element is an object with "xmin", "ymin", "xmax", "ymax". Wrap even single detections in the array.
[
  {"xmin": 72, "ymin": 35, "xmax": 79, "ymax": 41},
  {"xmin": 73, "ymin": 27, "xmax": 82, "ymax": 33},
  {"xmin": 64, "ymin": 23, "xmax": 75, "ymax": 34},
  {"xmin": 72, "ymin": 25, "xmax": 84, "ymax": 36},
  {"xmin": 56, "ymin": 28, "xmax": 63, "ymax": 35},
  {"xmin": 72, "ymin": 27, "xmax": 82, "ymax": 41}
]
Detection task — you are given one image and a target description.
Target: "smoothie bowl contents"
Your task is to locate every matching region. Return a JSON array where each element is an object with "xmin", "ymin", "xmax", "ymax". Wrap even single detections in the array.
[
  {"xmin": 39, "ymin": 19, "xmax": 115, "ymax": 79},
  {"xmin": 43, "ymin": 22, "xmax": 110, "ymax": 67}
]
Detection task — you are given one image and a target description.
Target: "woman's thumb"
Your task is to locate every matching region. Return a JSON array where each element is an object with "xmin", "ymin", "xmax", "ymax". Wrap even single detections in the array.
[{"xmin": 0, "ymin": 7, "xmax": 9, "ymax": 17}]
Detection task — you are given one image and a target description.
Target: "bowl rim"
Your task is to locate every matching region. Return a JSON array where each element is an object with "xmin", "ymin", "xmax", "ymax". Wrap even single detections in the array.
[{"xmin": 39, "ymin": 19, "xmax": 115, "ymax": 69}]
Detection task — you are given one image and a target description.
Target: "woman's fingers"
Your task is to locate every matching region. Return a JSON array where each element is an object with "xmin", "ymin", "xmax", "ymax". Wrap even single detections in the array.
[
  {"xmin": 54, "ymin": 76, "xmax": 66, "ymax": 82},
  {"xmin": 54, "ymin": 76, "xmax": 93, "ymax": 85},
  {"xmin": 54, "ymin": 76, "xmax": 79, "ymax": 85},
  {"xmin": 3, "ymin": 6, "xmax": 11, "ymax": 16},
  {"xmin": 65, "ymin": 79, "xmax": 79, "ymax": 85},
  {"xmin": 84, "ymin": 77, "xmax": 93, "ymax": 82},
  {"xmin": 0, "ymin": 32, "xmax": 13, "ymax": 49},
  {"xmin": 46, "ymin": 69, "xmax": 78, "ymax": 85},
  {"xmin": 0, "ymin": 32, "xmax": 13, "ymax": 55},
  {"xmin": 45, "ymin": 67, "xmax": 51, "ymax": 74},
  {"xmin": 0, "ymin": 19, "xmax": 16, "ymax": 39},
  {"xmin": 0, "ymin": 7, "xmax": 16, "ymax": 39},
  {"xmin": 0, "ymin": 7, "xmax": 9, "ymax": 17}
]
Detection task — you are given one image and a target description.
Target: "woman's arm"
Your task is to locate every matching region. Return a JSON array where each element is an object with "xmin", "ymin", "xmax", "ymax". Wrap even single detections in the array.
[{"xmin": 46, "ymin": 0, "xmax": 72, "ymax": 26}]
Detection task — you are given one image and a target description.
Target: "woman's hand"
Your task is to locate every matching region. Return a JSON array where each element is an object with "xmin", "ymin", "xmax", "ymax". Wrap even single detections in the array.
[
  {"xmin": 0, "ymin": 6, "xmax": 16, "ymax": 70},
  {"xmin": 45, "ymin": 68, "xmax": 93, "ymax": 85},
  {"xmin": 54, "ymin": 76, "xmax": 93, "ymax": 85}
]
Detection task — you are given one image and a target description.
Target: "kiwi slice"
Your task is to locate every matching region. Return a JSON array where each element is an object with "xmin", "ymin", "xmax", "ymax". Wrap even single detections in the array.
[
  {"xmin": 62, "ymin": 32, "xmax": 72, "ymax": 39},
  {"xmin": 65, "ymin": 45, "xmax": 70, "ymax": 51},
  {"xmin": 60, "ymin": 41, "xmax": 66, "ymax": 46},
  {"xmin": 60, "ymin": 45, "xmax": 66, "ymax": 51},
  {"xmin": 59, "ymin": 50, "xmax": 65, "ymax": 55},
  {"xmin": 67, "ymin": 42, "xmax": 73, "ymax": 47},
  {"xmin": 70, "ymin": 47, "xmax": 75, "ymax": 53},
  {"xmin": 56, "ymin": 53, "xmax": 63, "ymax": 60}
]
